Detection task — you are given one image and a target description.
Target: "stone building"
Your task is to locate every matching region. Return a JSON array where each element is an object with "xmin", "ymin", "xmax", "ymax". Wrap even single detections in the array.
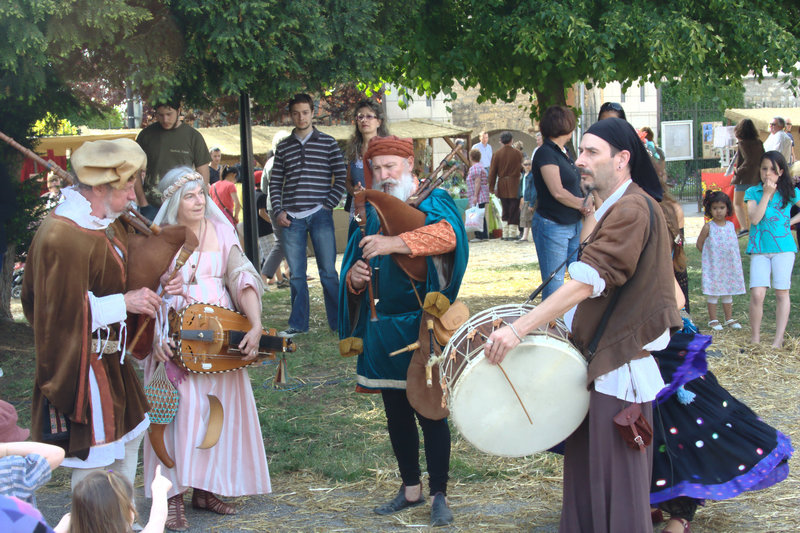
[
  {"xmin": 383, "ymin": 79, "xmax": 661, "ymax": 165},
  {"xmin": 742, "ymin": 73, "xmax": 800, "ymax": 108}
]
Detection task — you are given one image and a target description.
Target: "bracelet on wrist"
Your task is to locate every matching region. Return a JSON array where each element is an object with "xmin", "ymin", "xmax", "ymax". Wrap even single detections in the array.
[{"xmin": 508, "ymin": 323, "xmax": 524, "ymax": 342}]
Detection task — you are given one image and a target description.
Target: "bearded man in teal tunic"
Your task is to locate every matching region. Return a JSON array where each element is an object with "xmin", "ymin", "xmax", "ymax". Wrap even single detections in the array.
[{"xmin": 338, "ymin": 136, "xmax": 468, "ymax": 527}]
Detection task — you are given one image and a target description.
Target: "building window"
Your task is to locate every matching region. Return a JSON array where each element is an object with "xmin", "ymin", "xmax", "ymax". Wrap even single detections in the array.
[
  {"xmin": 426, "ymin": 95, "xmax": 432, "ymax": 107},
  {"xmin": 640, "ymin": 85, "xmax": 646, "ymax": 102},
  {"xmin": 620, "ymin": 90, "xmax": 626, "ymax": 103}
]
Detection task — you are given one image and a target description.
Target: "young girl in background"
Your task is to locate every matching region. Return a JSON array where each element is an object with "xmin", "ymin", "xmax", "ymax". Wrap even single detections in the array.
[
  {"xmin": 60, "ymin": 465, "xmax": 171, "ymax": 533},
  {"xmin": 697, "ymin": 190, "xmax": 746, "ymax": 330},
  {"xmin": 745, "ymin": 151, "xmax": 800, "ymax": 347}
]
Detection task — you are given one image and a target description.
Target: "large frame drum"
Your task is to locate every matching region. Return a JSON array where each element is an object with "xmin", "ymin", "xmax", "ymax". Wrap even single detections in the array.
[{"xmin": 440, "ymin": 304, "xmax": 590, "ymax": 457}]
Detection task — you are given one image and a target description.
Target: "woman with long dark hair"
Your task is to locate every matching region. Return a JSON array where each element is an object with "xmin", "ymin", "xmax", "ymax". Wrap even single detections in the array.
[
  {"xmin": 745, "ymin": 151, "xmax": 800, "ymax": 347},
  {"xmin": 731, "ymin": 118, "xmax": 765, "ymax": 233}
]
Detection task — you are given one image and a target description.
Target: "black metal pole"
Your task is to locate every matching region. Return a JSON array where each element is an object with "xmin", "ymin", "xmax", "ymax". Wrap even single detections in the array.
[{"xmin": 239, "ymin": 92, "xmax": 259, "ymax": 266}]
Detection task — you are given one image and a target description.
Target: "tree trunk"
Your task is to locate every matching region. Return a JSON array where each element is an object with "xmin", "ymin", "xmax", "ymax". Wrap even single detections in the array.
[
  {"xmin": 534, "ymin": 80, "xmax": 576, "ymax": 155},
  {"xmin": 533, "ymin": 79, "xmax": 568, "ymax": 118},
  {"xmin": 1, "ymin": 242, "xmax": 16, "ymax": 322}
]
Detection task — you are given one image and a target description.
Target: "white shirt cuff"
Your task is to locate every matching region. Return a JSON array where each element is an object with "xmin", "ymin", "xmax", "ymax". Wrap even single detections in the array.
[
  {"xmin": 567, "ymin": 261, "xmax": 605, "ymax": 297},
  {"xmin": 88, "ymin": 292, "xmax": 127, "ymax": 331}
]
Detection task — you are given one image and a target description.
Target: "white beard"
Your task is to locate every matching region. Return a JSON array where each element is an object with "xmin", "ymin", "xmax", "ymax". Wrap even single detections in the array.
[
  {"xmin": 374, "ymin": 172, "xmax": 415, "ymax": 201},
  {"xmin": 103, "ymin": 198, "xmax": 126, "ymax": 220}
]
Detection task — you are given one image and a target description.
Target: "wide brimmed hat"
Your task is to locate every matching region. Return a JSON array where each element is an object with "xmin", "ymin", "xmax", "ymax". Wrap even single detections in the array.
[{"xmin": 71, "ymin": 138, "xmax": 146, "ymax": 189}]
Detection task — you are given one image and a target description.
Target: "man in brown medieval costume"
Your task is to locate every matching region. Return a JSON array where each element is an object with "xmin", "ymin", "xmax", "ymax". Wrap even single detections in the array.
[
  {"xmin": 485, "ymin": 118, "xmax": 682, "ymax": 533},
  {"xmin": 488, "ymin": 131, "xmax": 524, "ymax": 240},
  {"xmin": 22, "ymin": 138, "xmax": 170, "ymax": 489}
]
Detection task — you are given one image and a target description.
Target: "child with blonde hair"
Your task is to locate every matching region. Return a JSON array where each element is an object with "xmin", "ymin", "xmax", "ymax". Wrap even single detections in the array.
[{"xmin": 696, "ymin": 190, "xmax": 746, "ymax": 330}]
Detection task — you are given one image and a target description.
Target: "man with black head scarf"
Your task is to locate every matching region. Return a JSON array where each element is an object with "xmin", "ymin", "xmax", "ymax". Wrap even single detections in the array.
[{"xmin": 484, "ymin": 118, "xmax": 682, "ymax": 533}]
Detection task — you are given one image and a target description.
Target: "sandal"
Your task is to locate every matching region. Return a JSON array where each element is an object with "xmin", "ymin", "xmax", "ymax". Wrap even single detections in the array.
[
  {"xmin": 192, "ymin": 488, "xmax": 237, "ymax": 515},
  {"xmin": 708, "ymin": 320, "xmax": 723, "ymax": 331},
  {"xmin": 725, "ymin": 318, "xmax": 743, "ymax": 330},
  {"xmin": 166, "ymin": 493, "xmax": 188, "ymax": 531}
]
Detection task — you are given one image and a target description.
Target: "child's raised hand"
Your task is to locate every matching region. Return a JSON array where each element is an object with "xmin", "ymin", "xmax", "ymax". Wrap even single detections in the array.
[
  {"xmin": 53, "ymin": 513, "xmax": 71, "ymax": 533},
  {"xmin": 151, "ymin": 464, "xmax": 173, "ymax": 495},
  {"xmin": 763, "ymin": 179, "xmax": 777, "ymax": 196}
]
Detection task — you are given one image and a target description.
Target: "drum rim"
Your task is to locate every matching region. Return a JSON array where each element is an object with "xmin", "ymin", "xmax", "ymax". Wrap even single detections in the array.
[{"xmin": 440, "ymin": 303, "xmax": 572, "ymax": 379}]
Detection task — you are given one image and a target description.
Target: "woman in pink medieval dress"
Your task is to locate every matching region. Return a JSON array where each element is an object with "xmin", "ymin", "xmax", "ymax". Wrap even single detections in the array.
[{"xmin": 143, "ymin": 166, "xmax": 271, "ymax": 531}]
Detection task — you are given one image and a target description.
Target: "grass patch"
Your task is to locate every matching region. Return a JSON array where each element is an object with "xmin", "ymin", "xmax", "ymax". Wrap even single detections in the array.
[{"xmin": 3, "ymin": 233, "xmax": 800, "ymax": 494}]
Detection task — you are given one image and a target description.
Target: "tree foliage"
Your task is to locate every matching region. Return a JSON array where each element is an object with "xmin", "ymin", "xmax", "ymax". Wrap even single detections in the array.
[
  {"xmin": 384, "ymin": 0, "xmax": 800, "ymax": 117},
  {"xmin": 154, "ymin": 0, "xmax": 419, "ymax": 109}
]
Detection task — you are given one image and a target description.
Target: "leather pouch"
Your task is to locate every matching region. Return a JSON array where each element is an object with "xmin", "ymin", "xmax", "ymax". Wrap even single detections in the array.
[{"xmin": 613, "ymin": 403, "xmax": 652, "ymax": 452}]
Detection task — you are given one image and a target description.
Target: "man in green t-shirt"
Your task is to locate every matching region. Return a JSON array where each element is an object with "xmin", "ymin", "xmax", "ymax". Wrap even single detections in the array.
[{"xmin": 135, "ymin": 100, "xmax": 211, "ymax": 217}]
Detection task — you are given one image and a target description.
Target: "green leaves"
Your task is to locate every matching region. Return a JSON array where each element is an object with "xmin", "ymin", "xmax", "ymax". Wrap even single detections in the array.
[{"xmin": 381, "ymin": 0, "xmax": 800, "ymax": 118}]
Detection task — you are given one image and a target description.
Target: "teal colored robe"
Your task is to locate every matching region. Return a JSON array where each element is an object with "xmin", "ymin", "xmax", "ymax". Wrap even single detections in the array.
[{"xmin": 338, "ymin": 189, "xmax": 468, "ymax": 391}]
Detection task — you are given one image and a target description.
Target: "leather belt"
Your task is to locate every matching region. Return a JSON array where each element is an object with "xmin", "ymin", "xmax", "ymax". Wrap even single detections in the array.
[{"xmin": 91, "ymin": 339, "xmax": 121, "ymax": 354}]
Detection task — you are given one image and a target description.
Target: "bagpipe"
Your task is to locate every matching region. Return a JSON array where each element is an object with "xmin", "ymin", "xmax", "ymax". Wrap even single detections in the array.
[
  {"xmin": 0, "ymin": 129, "xmax": 159, "ymax": 236},
  {"xmin": 350, "ymin": 142, "xmax": 465, "ymax": 320},
  {"xmin": 0, "ymin": 129, "xmax": 198, "ymax": 353}
]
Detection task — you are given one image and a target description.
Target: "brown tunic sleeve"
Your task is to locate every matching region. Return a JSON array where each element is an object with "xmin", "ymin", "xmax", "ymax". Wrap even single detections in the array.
[
  {"xmin": 578, "ymin": 198, "xmax": 650, "ymax": 290},
  {"xmin": 23, "ymin": 216, "xmax": 105, "ymax": 426}
]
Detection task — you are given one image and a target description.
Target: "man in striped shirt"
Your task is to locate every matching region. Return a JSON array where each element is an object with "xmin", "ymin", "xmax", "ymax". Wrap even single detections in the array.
[{"xmin": 269, "ymin": 93, "xmax": 347, "ymax": 337}]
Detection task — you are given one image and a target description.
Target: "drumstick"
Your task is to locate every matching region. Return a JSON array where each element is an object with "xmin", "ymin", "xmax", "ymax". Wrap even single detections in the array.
[{"xmin": 496, "ymin": 363, "xmax": 533, "ymax": 425}]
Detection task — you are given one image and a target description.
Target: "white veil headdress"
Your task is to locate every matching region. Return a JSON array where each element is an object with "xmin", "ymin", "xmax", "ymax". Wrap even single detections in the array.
[
  {"xmin": 153, "ymin": 166, "xmax": 230, "ymax": 228},
  {"xmin": 152, "ymin": 166, "xmax": 265, "ymax": 311}
]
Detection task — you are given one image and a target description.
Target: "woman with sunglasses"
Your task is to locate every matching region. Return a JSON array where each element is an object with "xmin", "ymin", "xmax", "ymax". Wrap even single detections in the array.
[
  {"xmin": 344, "ymin": 99, "xmax": 389, "ymax": 215},
  {"xmin": 598, "ymin": 101, "xmax": 627, "ymax": 121}
]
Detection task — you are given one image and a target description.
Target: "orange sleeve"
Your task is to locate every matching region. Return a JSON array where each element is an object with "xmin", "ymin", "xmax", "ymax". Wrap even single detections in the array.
[
  {"xmin": 345, "ymin": 268, "xmax": 367, "ymax": 295},
  {"xmin": 398, "ymin": 220, "xmax": 457, "ymax": 257}
]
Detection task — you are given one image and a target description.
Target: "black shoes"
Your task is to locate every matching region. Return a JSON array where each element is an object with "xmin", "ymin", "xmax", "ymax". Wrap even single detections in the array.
[
  {"xmin": 373, "ymin": 485, "xmax": 426, "ymax": 515},
  {"xmin": 430, "ymin": 492, "xmax": 453, "ymax": 527},
  {"xmin": 374, "ymin": 486, "xmax": 453, "ymax": 527}
]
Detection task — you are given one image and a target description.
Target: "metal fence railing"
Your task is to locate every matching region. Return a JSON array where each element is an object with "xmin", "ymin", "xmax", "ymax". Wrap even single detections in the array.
[{"xmin": 661, "ymin": 102, "xmax": 731, "ymax": 205}]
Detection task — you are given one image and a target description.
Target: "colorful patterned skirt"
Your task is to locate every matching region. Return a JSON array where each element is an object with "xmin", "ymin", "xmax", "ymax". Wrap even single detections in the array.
[{"xmin": 650, "ymin": 331, "xmax": 793, "ymax": 505}]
